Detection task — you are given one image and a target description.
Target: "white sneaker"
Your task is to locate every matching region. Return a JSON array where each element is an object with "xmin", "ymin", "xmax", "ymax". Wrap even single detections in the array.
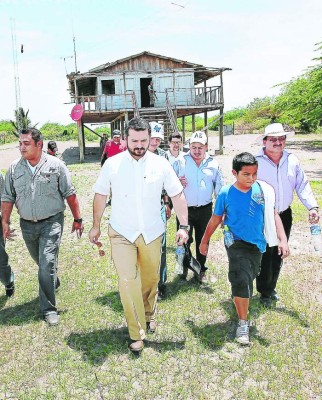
[{"xmin": 236, "ymin": 320, "xmax": 250, "ymax": 345}]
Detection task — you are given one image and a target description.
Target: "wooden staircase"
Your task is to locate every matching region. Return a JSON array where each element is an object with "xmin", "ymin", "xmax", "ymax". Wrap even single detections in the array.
[{"xmin": 139, "ymin": 108, "xmax": 173, "ymax": 148}]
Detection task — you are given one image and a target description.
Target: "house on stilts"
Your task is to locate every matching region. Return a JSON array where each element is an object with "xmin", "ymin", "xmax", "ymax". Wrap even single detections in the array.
[{"xmin": 67, "ymin": 51, "xmax": 231, "ymax": 161}]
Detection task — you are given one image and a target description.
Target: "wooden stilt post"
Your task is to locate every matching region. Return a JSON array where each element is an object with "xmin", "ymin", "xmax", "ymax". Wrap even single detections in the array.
[
  {"xmin": 182, "ymin": 116, "xmax": 185, "ymax": 143},
  {"xmin": 219, "ymin": 70, "xmax": 224, "ymax": 154},
  {"xmin": 204, "ymin": 111, "xmax": 208, "ymax": 136},
  {"xmin": 192, "ymin": 114, "xmax": 196, "ymax": 133},
  {"xmin": 77, "ymin": 120, "xmax": 84, "ymax": 163}
]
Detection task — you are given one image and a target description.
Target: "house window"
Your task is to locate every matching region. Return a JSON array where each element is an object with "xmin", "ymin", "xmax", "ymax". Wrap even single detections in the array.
[{"xmin": 102, "ymin": 80, "xmax": 115, "ymax": 95}]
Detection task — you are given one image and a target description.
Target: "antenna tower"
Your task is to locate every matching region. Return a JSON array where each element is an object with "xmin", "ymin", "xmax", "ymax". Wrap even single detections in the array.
[{"xmin": 10, "ymin": 17, "xmax": 22, "ymax": 132}]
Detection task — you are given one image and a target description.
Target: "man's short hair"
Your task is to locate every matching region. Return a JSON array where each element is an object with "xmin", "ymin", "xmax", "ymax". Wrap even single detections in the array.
[
  {"xmin": 233, "ymin": 152, "xmax": 258, "ymax": 173},
  {"xmin": 169, "ymin": 133, "xmax": 182, "ymax": 142},
  {"xmin": 20, "ymin": 128, "xmax": 43, "ymax": 144},
  {"xmin": 48, "ymin": 141, "xmax": 58, "ymax": 152},
  {"xmin": 125, "ymin": 118, "xmax": 151, "ymax": 137}
]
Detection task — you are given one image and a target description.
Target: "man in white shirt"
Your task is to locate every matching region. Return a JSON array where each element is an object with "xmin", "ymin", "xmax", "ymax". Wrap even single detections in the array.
[
  {"xmin": 89, "ymin": 118, "xmax": 189, "ymax": 353},
  {"xmin": 173, "ymin": 131, "xmax": 225, "ymax": 283},
  {"xmin": 166, "ymin": 133, "xmax": 184, "ymax": 166}
]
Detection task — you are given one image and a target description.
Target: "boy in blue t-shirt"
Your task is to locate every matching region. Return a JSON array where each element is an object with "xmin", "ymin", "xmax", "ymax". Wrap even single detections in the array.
[{"xmin": 200, "ymin": 152, "xmax": 289, "ymax": 345}]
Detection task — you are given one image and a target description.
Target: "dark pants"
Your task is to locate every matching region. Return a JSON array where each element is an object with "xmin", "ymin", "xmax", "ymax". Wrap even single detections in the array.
[
  {"xmin": 0, "ymin": 216, "xmax": 12, "ymax": 286},
  {"xmin": 227, "ymin": 240, "xmax": 262, "ymax": 298},
  {"xmin": 185, "ymin": 203, "xmax": 212, "ymax": 272},
  {"xmin": 158, "ymin": 204, "xmax": 167, "ymax": 291},
  {"xmin": 20, "ymin": 212, "xmax": 64, "ymax": 315},
  {"xmin": 256, "ymin": 207, "xmax": 292, "ymax": 297}
]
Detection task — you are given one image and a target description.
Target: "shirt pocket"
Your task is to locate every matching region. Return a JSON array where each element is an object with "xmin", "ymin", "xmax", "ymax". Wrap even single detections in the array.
[
  {"xmin": 14, "ymin": 174, "xmax": 26, "ymax": 198},
  {"xmin": 143, "ymin": 173, "xmax": 161, "ymax": 198},
  {"xmin": 38, "ymin": 172, "xmax": 58, "ymax": 196}
]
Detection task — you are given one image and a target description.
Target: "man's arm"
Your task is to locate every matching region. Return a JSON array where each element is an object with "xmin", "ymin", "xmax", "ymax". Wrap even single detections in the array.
[
  {"xmin": 199, "ymin": 214, "xmax": 223, "ymax": 256},
  {"xmin": 274, "ymin": 211, "xmax": 290, "ymax": 259},
  {"xmin": 89, "ymin": 193, "xmax": 107, "ymax": 244},
  {"xmin": 171, "ymin": 191, "xmax": 189, "ymax": 244},
  {"xmin": 66, "ymin": 194, "xmax": 83, "ymax": 239},
  {"xmin": 1, "ymin": 202, "xmax": 15, "ymax": 241}
]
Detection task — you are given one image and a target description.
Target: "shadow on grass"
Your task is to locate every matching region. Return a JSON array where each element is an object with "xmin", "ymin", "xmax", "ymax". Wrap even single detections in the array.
[
  {"xmin": 95, "ymin": 291, "xmax": 123, "ymax": 314},
  {"xmin": 186, "ymin": 318, "xmax": 270, "ymax": 349},
  {"xmin": 248, "ymin": 297, "xmax": 310, "ymax": 327},
  {"xmin": 62, "ymin": 146, "xmax": 101, "ymax": 166},
  {"xmin": 163, "ymin": 275, "xmax": 215, "ymax": 300},
  {"xmin": 67, "ymin": 328, "xmax": 186, "ymax": 365},
  {"xmin": 0, "ymin": 295, "xmax": 8, "ymax": 310},
  {"xmin": 0, "ymin": 297, "xmax": 41, "ymax": 325}
]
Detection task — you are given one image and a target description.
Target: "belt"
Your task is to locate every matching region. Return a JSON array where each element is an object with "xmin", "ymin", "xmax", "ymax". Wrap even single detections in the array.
[
  {"xmin": 20, "ymin": 215, "xmax": 53, "ymax": 223},
  {"xmin": 188, "ymin": 202, "xmax": 212, "ymax": 210},
  {"xmin": 278, "ymin": 207, "xmax": 291, "ymax": 215}
]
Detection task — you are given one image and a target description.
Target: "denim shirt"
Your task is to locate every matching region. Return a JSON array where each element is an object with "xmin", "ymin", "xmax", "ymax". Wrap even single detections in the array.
[{"xmin": 2, "ymin": 153, "xmax": 76, "ymax": 221}]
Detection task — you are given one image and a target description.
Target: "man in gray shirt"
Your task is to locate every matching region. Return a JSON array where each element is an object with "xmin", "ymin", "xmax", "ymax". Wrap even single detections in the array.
[
  {"xmin": 0, "ymin": 172, "xmax": 15, "ymax": 297},
  {"xmin": 1, "ymin": 128, "xmax": 83, "ymax": 326}
]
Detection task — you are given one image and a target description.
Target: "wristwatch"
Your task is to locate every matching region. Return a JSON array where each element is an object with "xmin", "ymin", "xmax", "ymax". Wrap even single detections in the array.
[
  {"xmin": 74, "ymin": 218, "xmax": 83, "ymax": 223},
  {"xmin": 179, "ymin": 224, "xmax": 190, "ymax": 232}
]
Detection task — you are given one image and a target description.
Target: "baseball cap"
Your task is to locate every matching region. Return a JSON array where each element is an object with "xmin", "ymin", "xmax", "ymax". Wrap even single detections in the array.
[
  {"xmin": 149, "ymin": 121, "xmax": 164, "ymax": 140},
  {"xmin": 189, "ymin": 131, "xmax": 207, "ymax": 145},
  {"xmin": 112, "ymin": 129, "xmax": 121, "ymax": 137},
  {"xmin": 48, "ymin": 141, "xmax": 58, "ymax": 152}
]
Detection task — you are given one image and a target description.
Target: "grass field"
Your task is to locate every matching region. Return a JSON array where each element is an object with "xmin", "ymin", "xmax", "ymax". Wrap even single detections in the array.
[{"xmin": 0, "ymin": 160, "xmax": 321, "ymax": 399}]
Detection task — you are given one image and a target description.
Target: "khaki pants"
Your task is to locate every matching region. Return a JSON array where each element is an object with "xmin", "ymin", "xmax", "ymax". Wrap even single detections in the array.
[{"xmin": 108, "ymin": 225, "xmax": 162, "ymax": 340}]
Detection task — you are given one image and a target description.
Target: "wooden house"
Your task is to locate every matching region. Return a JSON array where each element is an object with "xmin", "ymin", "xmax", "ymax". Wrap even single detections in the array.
[{"xmin": 67, "ymin": 51, "xmax": 231, "ymax": 161}]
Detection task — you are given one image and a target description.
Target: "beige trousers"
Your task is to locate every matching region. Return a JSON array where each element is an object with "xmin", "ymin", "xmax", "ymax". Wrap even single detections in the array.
[{"xmin": 108, "ymin": 225, "xmax": 162, "ymax": 340}]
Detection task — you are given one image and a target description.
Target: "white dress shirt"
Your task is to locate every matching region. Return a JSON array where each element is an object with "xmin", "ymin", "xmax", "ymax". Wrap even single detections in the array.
[{"xmin": 93, "ymin": 150, "xmax": 183, "ymax": 244}]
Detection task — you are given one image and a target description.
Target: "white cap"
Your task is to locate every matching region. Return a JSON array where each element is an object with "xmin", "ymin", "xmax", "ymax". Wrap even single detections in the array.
[
  {"xmin": 149, "ymin": 121, "xmax": 164, "ymax": 140},
  {"xmin": 189, "ymin": 130, "xmax": 207, "ymax": 145}
]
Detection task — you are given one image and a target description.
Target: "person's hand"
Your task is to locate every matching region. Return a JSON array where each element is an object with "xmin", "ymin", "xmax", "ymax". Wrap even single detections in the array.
[
  {"xmin": 278, "ymin": 240, "xmax": 290, "ymax": 259},
  {"xmin": 2, "ymin": 222, "xmax": 16, "ymax": 242},
  {"xmin": 309, "ymin": 208, "xmax": 319, "ymax": 224},
  {"xmin": 89, "ymin": 226, "xmax": 101, "ymax": 244},
  {"xmin": 71, "ymin": 221, "xmax": 84, "ymax": 239},
  {"xmin": 199, "ymin": 241, "xmax": 209, "ymax": 256},
  {"xmin": 179, "ymin": 176, "xmax": 187, "ymax": 188},
  {"xmin": 165, "ymin": 204, "xmax": 171, "ymax": 219},
  {"xmin": 175, "ymin": 228, "xmax": 189, "ymax": 245}
]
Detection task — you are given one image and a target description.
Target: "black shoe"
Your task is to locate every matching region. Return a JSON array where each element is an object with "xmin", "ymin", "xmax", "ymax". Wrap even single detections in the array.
[
  {"xmin": 5, "ymin": 272, "xmax": 15, "ymax": 297},
  {"xmin": 260, "ymin": 296, "xmax": 272, "ymax": 307},
  {"xmin": 157, "ymin": 285, "xmax": 166, "ymax": 301},
  {"xmin": 55, "ymin": 277, "xmax": 60, "ymax": 291},
  {"xmin": 178, "ymin": 266, "xmax": 188, "ymax": 280},
  {"xmin": 270, "ymin": 291, "xmax": 279, "ymax": 301}
]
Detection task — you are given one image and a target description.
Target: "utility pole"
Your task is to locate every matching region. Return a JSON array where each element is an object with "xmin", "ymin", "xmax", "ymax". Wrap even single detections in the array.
[
  {"xmin": 73, "ymin": 32, "xmax": 78, "ymax": 73},
  {"xmin": 10, "ymin": 17, "xmax": 22, "ymax": 132}
]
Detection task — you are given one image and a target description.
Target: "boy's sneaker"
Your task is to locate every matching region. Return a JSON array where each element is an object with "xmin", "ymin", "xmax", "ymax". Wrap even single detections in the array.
[
  {"xmin": 236, "ymin": 319, "xmax": 250, "ymax": 345},
  {"xmin": 5, "ymin": 272, "xmax": 15, "ymax": 297},
  {"xmin": 44, "ymin": 312, "xmax": 60, "ymax": 326}
]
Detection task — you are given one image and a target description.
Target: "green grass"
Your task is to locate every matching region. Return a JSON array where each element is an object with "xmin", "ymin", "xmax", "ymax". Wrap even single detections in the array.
[{"xmin": 0, "ymin": 163, "xmax": 321, "ymax": 399}]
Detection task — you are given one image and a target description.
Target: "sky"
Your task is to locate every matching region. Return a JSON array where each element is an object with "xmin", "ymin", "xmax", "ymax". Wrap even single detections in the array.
[{"xmin": 0, "ymin": 0, "xmax": 321, "ymax": 126}]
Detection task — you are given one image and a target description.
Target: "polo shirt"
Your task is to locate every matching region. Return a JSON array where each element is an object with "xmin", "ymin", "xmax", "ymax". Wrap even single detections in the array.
[
  {"xmin": 102, "ymin": 140, "xmax": 126, "ymax": 158},
  {"xmin": 93, "ymin": 150, "xmax": 183, "ymax": 244}
]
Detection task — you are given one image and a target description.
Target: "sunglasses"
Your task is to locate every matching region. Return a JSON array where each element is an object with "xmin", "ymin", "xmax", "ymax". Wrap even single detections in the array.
[{"xmin": 267, "ymin": 136, "xmax": 286, "ymax": 143}]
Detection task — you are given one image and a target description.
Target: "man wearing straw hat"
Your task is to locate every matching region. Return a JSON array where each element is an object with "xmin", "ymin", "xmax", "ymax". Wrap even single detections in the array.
[{"xmin": 255, "ymin": 123, "xmax": 319, "ymax": 306}]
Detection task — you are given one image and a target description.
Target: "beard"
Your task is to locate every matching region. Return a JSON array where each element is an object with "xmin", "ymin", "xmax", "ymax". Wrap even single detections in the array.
[{"xmin": 127, "ymin": 146, "xmax": 148, "ymax": 159}]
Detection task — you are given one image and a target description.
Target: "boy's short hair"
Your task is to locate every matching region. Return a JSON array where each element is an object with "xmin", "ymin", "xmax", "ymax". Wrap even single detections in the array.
[{"xmin": 233, "ymin": 152, "xmax": 258, "ymax": 173}]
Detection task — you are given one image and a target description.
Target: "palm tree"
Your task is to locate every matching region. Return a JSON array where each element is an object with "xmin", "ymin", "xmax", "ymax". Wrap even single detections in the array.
[{"xmin": 9, "ymin": 107, "xmax": 38, "ymax": 137}]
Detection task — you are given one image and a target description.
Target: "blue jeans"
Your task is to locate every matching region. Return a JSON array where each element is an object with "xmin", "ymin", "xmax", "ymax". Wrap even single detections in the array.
[
  {"xmin": 158, "ymin": 205, "xmax": 167, "ymax": 291},
  {"xmin": 20, "ymin": 212, "xmax": 64, "ymax": 315},
  {"xmin": 0, "ymin": 216, "xmax": 12, "ymax": 286}
]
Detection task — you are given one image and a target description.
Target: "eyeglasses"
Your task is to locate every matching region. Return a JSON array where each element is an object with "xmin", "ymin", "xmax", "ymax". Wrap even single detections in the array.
[
  {"xmin": 267, "ymin": 136, "xmax": 286, "ymax": 143},
  {"xmin": 170, "ymin": 141, "xmax": 181, "ymax": 145}
]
